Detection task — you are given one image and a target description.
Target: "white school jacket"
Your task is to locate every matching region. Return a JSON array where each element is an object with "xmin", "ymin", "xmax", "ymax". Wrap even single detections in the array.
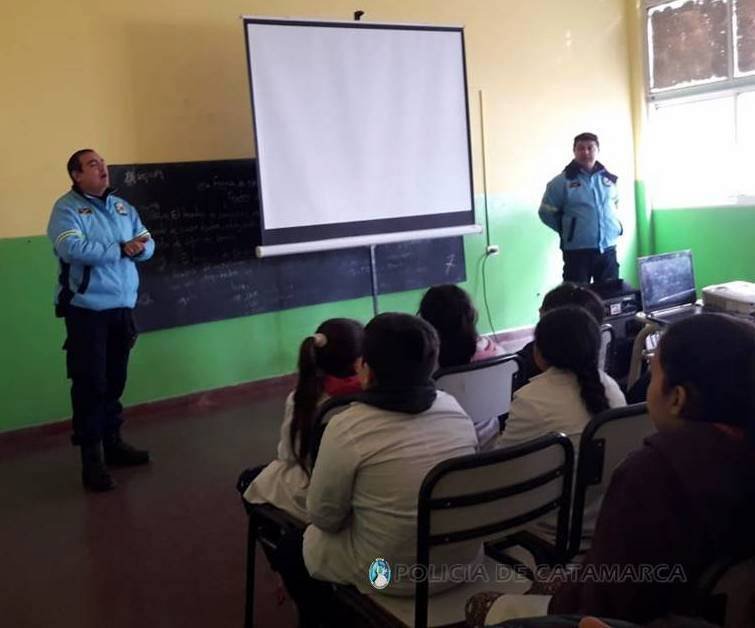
[
  {"xmin": 496, "ymin": 367, "xmax": 626, "ymax": 545},
  {"xmin": 303, "ymin": 391, "xmax": 480, "ymax": 596},
  {"xmin": 244, "ymin": 393, "xmax": 311, "ymax": 522}
]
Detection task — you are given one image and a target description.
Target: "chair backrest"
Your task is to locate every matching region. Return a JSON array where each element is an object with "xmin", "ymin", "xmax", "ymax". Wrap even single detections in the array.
[
  {"xmin": 309, "ymin": 394, "xmax": 360, "ymax": 466},
  {"xmin": 414, "ymin": 433, "xmax": 574, "ymax": 628},
  {"xmin": 434, "ymin": 354, "xmax": 521, "ymax": 423},
  {"xmin": 598, "ymin": 323, "xmax": 614, "ymax": 372},
  {"xmin": 709, "ymin": 554, "xmax": 755, "ymax": 628},
  {"xmin": 694, "ymin": 553, "xmax": 755, "ymax": 628},
  {"xmin": 568, "ymin": 403, "xmax": 656, "ymax": 557}
]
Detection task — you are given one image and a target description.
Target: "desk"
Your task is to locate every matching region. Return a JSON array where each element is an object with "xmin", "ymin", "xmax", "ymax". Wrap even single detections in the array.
[{"xmin": 626, "ymin": 307, "xmax": 755, "ymax": 388}]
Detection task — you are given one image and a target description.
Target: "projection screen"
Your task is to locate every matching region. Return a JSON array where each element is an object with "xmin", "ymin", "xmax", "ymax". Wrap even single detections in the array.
[{"xmin": 242, "ymin": 18, "xmax": 479, "ymax": 257}]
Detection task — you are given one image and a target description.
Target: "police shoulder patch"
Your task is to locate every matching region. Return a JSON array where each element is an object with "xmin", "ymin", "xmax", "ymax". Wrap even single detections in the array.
[
  {"xmin": 77, "ymin": 207, "xmax": 93, "ymax": 215},
  {"xmin": 602, "ymin": 177, "xmax": 613, "ymax": 186},
  {"xmin": 115, "ymin": 202, "xmax": 128, "ymax": 215}
]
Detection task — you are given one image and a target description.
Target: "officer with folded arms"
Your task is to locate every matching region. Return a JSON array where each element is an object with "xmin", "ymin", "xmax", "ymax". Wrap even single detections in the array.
[{"xmin": 48, "ymin": 149, "xmax": 155, "ymax": 491}]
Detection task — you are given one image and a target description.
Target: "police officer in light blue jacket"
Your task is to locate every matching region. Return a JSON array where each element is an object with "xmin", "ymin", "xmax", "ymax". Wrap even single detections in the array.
[
  {"xmin": 539, "ymin": 132, "xmax": 622, "ymax": 284},
  {"xmin": 47, "ymin": 149, "xmax": 155, "ymax": 491}
]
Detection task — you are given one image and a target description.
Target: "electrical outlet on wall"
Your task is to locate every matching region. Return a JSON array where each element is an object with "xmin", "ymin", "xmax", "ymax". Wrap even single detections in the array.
[{"xmin": 486, "ymin": 244, "xmax": 500, "ymax": 256}]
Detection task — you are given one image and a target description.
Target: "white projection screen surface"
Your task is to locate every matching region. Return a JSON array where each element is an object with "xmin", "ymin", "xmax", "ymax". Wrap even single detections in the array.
[{"xmin": 243, "ymin": 18, "xmax": 477, "ymax": 254}]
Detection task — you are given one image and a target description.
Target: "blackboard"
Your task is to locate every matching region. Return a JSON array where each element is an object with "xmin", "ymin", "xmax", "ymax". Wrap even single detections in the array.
[{"xmin": 109, "ymin": 159, "xmax": 466, "ymax": 332}]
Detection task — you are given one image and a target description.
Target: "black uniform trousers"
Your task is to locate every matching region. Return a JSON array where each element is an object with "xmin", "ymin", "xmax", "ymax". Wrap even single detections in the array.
[
  {"xmin": 562, "ymin": 246, "xmax": 619, "ymax": 284},
  {"xmin": 64, "ymin": 306, "xmax": 137, "ymax": 446}
]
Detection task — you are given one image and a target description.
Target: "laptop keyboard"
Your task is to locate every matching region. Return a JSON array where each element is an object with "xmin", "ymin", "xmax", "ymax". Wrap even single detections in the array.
[{"xmin": 655, "ymin": 307, "xmax": 703, "ymax": 325}]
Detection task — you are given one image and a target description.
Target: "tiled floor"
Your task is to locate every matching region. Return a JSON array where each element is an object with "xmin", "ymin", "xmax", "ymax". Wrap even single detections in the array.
[{"xmin": 0, "ymin": 383, "xmax": 298, "ymax": 628}]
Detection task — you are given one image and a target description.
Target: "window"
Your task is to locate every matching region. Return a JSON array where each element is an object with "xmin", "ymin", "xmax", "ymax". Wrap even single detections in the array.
[
  {"xmin": 648, "ymin": 0, "xmax": 728, "ymax": 92},
  {"xmin": 648, "ymin": 96, "xmax": 734, "ymax": 206},
  {"xmin": 735, "ymin": 0, "xmax": 755, "ymax": 75},
  {"xmin": 645, "ymin": 0, "xmax": 755, "ymax": 207},
  {"xmin": 735, "ymin": 90, "xmax": 755, "ymax": 202},
  {"xmin": 647, "ymin": 0, "xmax": 755, "ymax": 95}
]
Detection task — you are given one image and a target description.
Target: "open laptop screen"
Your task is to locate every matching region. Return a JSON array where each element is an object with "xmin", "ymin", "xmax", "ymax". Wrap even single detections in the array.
[{"xmin": 638, "ymin": 250, "xmax": 697, "ymax": 312}]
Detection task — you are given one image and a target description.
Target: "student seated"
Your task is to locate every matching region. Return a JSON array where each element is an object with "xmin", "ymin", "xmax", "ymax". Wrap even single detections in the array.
[
  {"xmin": 275, "ymin": 313, "xmax": 479, "ymax": 626},
  {"xmin": 549, "ymin": 314, "xmax": 755, "ymax": 623},
  {"xmin": 420, "ymin": 284, "xmax": 506, "ymax": 447},
  {"xmin": 497, "ymin": 306, "xmax": 626, "ymax": 543},
  {"xmin": 517, "ymin": 283, "xmax": 605, "ymax": 385},
  {"xmin": 243, "ymin": 318, "xmax": 364, "ymax": 521},
  {"xmin": 419, "ymin": 284, "xmax": 505, "ymax": 367}
]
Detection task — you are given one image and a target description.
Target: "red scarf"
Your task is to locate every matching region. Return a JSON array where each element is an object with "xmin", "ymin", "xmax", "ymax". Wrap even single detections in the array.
[
  {"xmin": 323, "ymin": 374, "xmax": 362, "ymax": 397},
  {"xmin": 712, "ymin": 423, "xmax": 745, "ymax": 441}
]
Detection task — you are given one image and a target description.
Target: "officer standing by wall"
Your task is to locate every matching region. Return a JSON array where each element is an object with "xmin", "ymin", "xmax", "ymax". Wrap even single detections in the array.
[
  {"xmin": 539, "ymin": 132, "xmax": 622, "ymax": 284},
  {"xmin": 47, "ymin": 149, "xmax": 155, "ymax": 491}
]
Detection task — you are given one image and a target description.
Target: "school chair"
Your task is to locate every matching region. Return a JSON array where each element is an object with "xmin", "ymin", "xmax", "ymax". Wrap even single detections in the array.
[
  {"xmin": 434, "ymin": 353, "xmax": 521, "ymax": 446},
  {"xmin": 330, "ymin": 433, "xmax": 574, "ymax": 628},
  {"xmin": 308, "ymin": 394, "xmax": 360, "ymax": 465},
  {"xmin": 567, "ymin": 403, "xmax": 656, "ymax": 557},
  {"xmin": 599, "ymin": 323, "xmax": 614, "ymax": 372},
  {"xmin": 697, "ymin": 553, "xmax": 755, "ymax": 628},
  {"xmin": 237, "ymin": 396, "xmax": 359, "ymax": 628},
  {"xmin": 240, "ymin": 499, "xmax": 305, "ymax": 628},
  {"xmin": 480, "ymin": 553, "xmax": 755, "ymax": 628}
]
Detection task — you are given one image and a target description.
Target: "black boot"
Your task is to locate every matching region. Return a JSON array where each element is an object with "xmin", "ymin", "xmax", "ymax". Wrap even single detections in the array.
[
  {"xmin": 103, "ymin": 432, "xmax": 150, "ymax": 467},
  {"xmin": 81, "ymin": 444, "xmax": 116, "ymax": 492}
]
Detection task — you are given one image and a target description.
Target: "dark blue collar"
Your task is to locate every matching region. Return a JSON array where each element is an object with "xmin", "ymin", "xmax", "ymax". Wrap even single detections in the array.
[
  {"xmin": 563, "ymin": 160, "xmax": 617, "ymax": 183},
  {"xmin": 72, "ymin": 184, "xmax": 115, "ymax": 201}
]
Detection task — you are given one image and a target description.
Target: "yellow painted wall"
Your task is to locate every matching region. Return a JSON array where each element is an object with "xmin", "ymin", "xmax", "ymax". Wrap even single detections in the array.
[
  {"xmin": 1, "ymin": 0, "xmax": 638, "ymax": 432},
  {"xmin": 2, "ymin": 0, "xmax": 634, "ymax": 239}
]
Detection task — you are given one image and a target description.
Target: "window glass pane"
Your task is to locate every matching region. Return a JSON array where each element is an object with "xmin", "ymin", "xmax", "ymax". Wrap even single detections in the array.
[
  {"xmin": 649, "ymin": 96, "xmax": 737, "ymax": 207},
  {"xmin": 734, "ymin": 0, "xmax": 755, "ymax": 75},
  {"xmin": 736, "ymin": 91, "xmax": 755, "ymax": 200},
  {"xmin": 648, "ymin": 0, "xmax": 729, "ymax": 91}
]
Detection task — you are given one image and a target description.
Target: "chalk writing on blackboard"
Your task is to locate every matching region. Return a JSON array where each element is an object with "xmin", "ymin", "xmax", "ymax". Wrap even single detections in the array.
[{"xmin": 109, "ymin": 159, "xmax": 466, "ymax": 332}]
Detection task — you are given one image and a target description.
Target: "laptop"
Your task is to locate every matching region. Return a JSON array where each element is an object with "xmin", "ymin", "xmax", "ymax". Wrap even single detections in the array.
[{"xmin": 637, "ymin": 250, "xmax": 704, "ymax": 325}]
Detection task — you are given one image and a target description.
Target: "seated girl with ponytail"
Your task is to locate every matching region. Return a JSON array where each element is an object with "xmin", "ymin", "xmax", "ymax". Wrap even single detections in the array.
[
  {"xmin": 268, "ymin": 314, "xmax": 479, "ymax": 627},
  {"xmin": 301, "ymin": 314, "xmax": 479, "ymax": 599},
  {"xmin": 243, "ymin": 318, "xmax": 364, "ymax": 521},
  {"xmin": 468, "ymin": 315, "xmax": 755, "ymax": 628},
  {"xmin": 496, "ymin": 305, "xmax": 626, "ymax": 543}
]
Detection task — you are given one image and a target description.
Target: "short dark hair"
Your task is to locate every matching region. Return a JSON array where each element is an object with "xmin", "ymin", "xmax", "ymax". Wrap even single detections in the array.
[
  {"xmin": 363, "ymin": 313, "xmax": 439, "ymax": 386},
  {"xmin": 419, "ymin": 284, "xmax": 478, "ymax": 368},
  {"xmin": 542, "ymin": 282, "xmax": 605, "ymax": 323},
  {"xmin": 573, "ymin": 132, "xmax": 599, "ymax": 149},
  {"xmin": 66, "ymin": 149, "xmax": 95, "ymax": 181},
  {"xmin": 659, "ymin": 314, "xmax": 755, "ymax": 438}
]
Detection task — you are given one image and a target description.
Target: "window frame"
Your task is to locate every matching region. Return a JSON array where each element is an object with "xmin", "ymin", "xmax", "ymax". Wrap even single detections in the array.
[
  {"xmin": 644, "ymin": 0, "xmax": 755, "ymax": 207},
  {"xmin": 644, "ymin": 0, "xmax": 755, "ymax": 102},
  {"xmin": 647, "ymin": 88, "xmax": 755, "ymax": 206}
]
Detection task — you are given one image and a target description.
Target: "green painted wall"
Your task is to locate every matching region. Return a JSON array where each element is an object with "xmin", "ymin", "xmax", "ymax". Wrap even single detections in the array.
[
  {"xmin": 634, "ymin": 180, "xmax": 653, "ymax": 257},
  {"xmin": 1, "ymin": 0, "xmax": 639, "ymax": 433},
  {"xmin": 9, "ymin": 199, "xmax": 748, "ymax": 436},
  {"xmin": 653, "ymin": 206, "xmax": 755, "ymax": 289},
  {"xmin": 1, "ymin": 236, "xmax": 376, "ymax": 433},
  {"xmin": 0, "ymin": 194, "xmax": 639, "ymax": 433}
]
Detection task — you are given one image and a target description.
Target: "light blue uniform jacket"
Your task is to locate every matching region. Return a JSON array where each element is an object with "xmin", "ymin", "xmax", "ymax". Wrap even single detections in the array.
[
  {"xmin": 47, "ymin": 188, "xmax": 155, "ymax": 310},
  {"xmin": 539, "ymin": 160, "xmax": 621, "ymax": 253}
]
